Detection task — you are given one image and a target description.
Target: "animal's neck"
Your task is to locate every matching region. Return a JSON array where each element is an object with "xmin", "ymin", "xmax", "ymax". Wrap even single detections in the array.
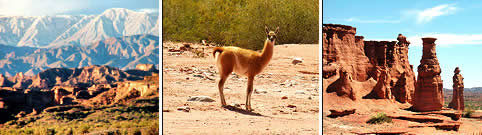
[{"xmin": 260, "ymin": 39, "xmax": 274, "ymax": 63}]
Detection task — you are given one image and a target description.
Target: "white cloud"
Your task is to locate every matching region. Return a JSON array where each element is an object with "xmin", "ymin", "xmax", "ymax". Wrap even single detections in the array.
[
  {"xmin": 365, "ymin": 33, "xmax": 482, "ymax": 47},
  {"xmin": 345, "ymin": 17, "xmax": 400, "ymax": 24},
  {"xmin": 407, "ymin": 33, "xmax": 482, "ymax": 47},
  {"xmin": 415, "ymin": 4, "xmax": 457, "ymax": 24},
  {"xmin": 138, "ymin": 8, "xmax": 158, "ymax": 14},
  {"xmin": 0, "ymin": 0, "xmax": 88, "ymax": 16}
]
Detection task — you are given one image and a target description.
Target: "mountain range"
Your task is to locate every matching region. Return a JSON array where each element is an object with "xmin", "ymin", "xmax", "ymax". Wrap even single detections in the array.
[
  {"xmin": 0, "ymin": 8, "xmax": 159, "ymax": 47},
  {"xmin": 0, "ymin": 8, "xmax": 159, "ymax": 76},
  {"xmin": 0, "ymin": 34, "xmax": 159, "ymax": 76}
]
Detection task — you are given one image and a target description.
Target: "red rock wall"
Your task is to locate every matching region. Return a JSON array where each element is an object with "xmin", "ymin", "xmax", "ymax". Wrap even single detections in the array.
[
  {"xmin": 322, "ymin": 24, "xmax": 373, "ymax": 81},
  {"xmin": 364, "ymin": 41, "xmax": 416, "ymax": 103},
  {"xmin": 323, "ymin": 24, "xmax": 416, "ymax": 103}
]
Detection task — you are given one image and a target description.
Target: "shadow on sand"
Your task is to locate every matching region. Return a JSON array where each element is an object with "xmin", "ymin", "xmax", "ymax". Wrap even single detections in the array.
[{"xmin": 222, "ymin": 105, "xmax": 264, "ymax": 116}]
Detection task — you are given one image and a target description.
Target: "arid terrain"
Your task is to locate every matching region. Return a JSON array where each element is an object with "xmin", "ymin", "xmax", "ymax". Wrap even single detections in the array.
[
  {"xmin": 322, "ymin": 24, "xmax": 482, "ymax": 135},
  {"xmin": 0, "ymin": 64, "xmax": 159, "ymax": 134},
  {"xmin": 162, "ymin": 42, "xmax": 319, "ymax": 134}
]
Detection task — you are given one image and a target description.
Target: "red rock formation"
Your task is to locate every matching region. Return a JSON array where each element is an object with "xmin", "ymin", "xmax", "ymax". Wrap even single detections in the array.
[
  {"xmin": 448, "ymin": 67, "xmax": 464, "ymax": 111},
  {"xmin": 322, "ymin": 24, "xmax": 373, "ymax": 81},
  {"xmin": 327, "ymin": 109, "xmax": 356, "ymax": 118},
  {"xmin": 413, "ymin": 37, "xmax": 444, "ymax": 112},
  {"xmin": 326, "ymin": 68, "xmax": 357, "ymax": 100},
  {"xmin": 323, "ymin": 24, "xmax": 416, "ymax": 103},
  {"xmin": 373, "ymin": 68, "xmax": 394, "ymax": 100},
  {"xmin": 363, "ymin": 35, "xmax": 416, "ymax": 103}
]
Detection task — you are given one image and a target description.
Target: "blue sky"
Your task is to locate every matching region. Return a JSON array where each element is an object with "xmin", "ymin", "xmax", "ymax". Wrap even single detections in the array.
[
  {"xmin": 324, "ymin": 1, "xmax": 482, "ymax": 88},
  {"xmin": 0, "ymin": 0, "xmax": 158, "ymax": 16}
]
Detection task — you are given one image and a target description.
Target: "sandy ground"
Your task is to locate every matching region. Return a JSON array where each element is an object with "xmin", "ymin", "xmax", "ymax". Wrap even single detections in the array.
[
  {"xmin": 162, "ymin": 42, "xmax": 319, "ymax": 134},
  {"xmin": 322, "ymin": 78, "xmax": 482, "ymax": 135}
]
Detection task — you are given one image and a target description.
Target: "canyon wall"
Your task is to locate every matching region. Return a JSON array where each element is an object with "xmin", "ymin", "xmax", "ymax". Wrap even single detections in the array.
[{"xmin": 323, "ymin": 24, "xmax": 415, "ymax": 103}]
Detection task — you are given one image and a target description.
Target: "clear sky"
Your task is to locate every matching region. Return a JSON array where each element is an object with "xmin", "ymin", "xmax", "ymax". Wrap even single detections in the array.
[
  {"xmin": 0, "ymin": 0, "xmax": 158, "ymax": 16},
  {"xmin": 323, "ymin": 0, "xmax": 482, "ymax": 88}
]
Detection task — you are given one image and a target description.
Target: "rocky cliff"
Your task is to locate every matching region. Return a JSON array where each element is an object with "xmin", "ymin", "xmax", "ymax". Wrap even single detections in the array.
[
  {"xmin": 322, "ymin": 24, "xmax": 415, "ymax": 103},
  {"xmin": 0, "ymin": 64, "xmax": 158, "ymax": 123}
]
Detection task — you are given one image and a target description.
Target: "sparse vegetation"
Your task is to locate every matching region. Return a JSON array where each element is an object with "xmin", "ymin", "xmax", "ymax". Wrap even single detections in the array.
[
  {"xmin": 463, "ymin": 106, "xmax": 475, "ymax": 118},
  {"xmin": 163, "ymin": 0, "xmax": 318, "ymax": 50},
  {"xmin": 0, "ymin": 101, "xmax": 159, "ymax": 135},
  {"xmin": 367, "ymin": 112, "xmax": 392, "ymax": 124}
]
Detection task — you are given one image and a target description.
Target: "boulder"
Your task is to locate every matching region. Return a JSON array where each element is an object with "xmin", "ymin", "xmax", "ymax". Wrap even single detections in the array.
[
  {"xmin": 327, "ymin": 109, "xmax": 356, "ymax": 118},
  {"xmin": 187, "ymin": 96, "xmax": 215, "ymax": 102},
  {"xmin": 292, "ymin": 58, "xmax": 303, "ymax": 65}
]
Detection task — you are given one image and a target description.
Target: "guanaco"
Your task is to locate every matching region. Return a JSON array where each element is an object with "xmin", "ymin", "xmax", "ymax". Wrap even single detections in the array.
[{"xmin": 212, "ymin": 26, "xmax": 279, "ymax": 111}]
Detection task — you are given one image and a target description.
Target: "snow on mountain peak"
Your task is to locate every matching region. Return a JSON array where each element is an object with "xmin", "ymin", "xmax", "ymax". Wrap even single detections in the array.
[{"xmin": 0, "ymin": 8, "xmax": 159, "ymax": 47}]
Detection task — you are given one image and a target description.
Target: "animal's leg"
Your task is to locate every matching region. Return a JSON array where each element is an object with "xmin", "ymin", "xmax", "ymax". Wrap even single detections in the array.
[
  {"xmin": 246, "ymin": 76, "xmax": 254, "ymax": 111},
  {"xmin": 218, "ymin": 74, "xmax": 229, "ymax": 106}
]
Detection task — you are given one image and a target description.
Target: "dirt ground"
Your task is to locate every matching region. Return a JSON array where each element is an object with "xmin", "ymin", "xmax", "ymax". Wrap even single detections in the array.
[
  {"xmin": 322, "ymin": 77, "xmax": 482, "ymax": 135},
  {"xmin": 162, "ymin": 42, "xmax": 319, "ymax": 134}
]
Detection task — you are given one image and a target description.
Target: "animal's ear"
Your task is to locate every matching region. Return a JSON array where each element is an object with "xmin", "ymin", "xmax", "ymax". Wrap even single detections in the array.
[
  {"xmin": 265, "ymin": 26, "xmax": 269, "ymax": 35},
  {"xmin": 275, "ymin": 26, "xmax": 279, "ymax": 34}
]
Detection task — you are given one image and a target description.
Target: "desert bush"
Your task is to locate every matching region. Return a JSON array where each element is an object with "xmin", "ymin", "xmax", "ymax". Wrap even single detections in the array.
[
  {"xmin": 367, "ymin": 112, "xmax": 392, "ymax": 124},
  {"xmin": 163, "ymin": 0, "xmax": 318, "ymax": 50},
  {"xmin": 463, "ymin": 107, "xmax": 475, "ymax": 118},
  {"xmin": 79, "ymin": 124, "xmax": 91, "ymax": 134}
]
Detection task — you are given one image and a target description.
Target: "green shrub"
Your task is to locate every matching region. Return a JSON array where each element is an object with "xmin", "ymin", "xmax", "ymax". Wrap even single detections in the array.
[
  {"xmin": 163, "ymin": 0, "xmax": 318, "ymax": 50},
  {"xmin": 463, "ymin": 107, "xmax": 475, "ymax": 118},
  {"xmin": 79, "ymin": 124, "xmax": 91, "ymax": 134},
  {"xmin": 367, "ymin": 112, "xmax": 392, "ymax": 124}
]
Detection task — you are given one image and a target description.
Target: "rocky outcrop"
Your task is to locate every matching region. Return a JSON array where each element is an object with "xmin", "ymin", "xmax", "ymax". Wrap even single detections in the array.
[
  {"xmin": 413, "ymin": 37, "xmax": 444, "ymax": 112},
  {"xmin": 364, "ymin": 34, "xmax": 416, "ymax": 103},
  {"xmin": 323, "ymin": 24, "xmax": 416, "ymax": 103},
  {"xmin": 449, "ymin": 67, "xmax": 464, "ymax": 111},
  {"xmin": 372, "ymin": 68, "xmax": 394, "ymax": 100},
  {"xmin": 136, "ymin": 64, "xmax": 156, "ymax": 72},
  {"xmin": 322, "ymin": 24, "xmax": 373, "ymax": 81},
  {"xmin": 326, "ymin": 68, "xmax": 357, "ymax": 100},
  {"xmin": 9, "ymin": 65, "xmax": 150, "ymax": 89},
  {"xmin": 327, "ymin": 109, "xmax": 356, "ymax": 118}
]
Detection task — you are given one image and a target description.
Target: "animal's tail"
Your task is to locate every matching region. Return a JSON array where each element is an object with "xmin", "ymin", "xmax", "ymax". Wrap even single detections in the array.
[{"xmin": 212, "ymin": 47, "xmax": 224, "ymax": 59}]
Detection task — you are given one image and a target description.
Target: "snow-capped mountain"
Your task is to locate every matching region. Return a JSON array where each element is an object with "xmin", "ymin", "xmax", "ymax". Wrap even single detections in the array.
[
  {"xmin": 0, "ymin": 8, "xmax": 159, "ymax": 47},
  {"xmin": 0, "ymin": 34, "xmax": 159, "ymax": 76}
]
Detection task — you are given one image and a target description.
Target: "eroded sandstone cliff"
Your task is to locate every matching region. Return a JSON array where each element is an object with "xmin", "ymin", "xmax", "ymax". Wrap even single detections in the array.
[{"xmin": 323, "ymin": 24, "xmax": 416, "ymax": 103}]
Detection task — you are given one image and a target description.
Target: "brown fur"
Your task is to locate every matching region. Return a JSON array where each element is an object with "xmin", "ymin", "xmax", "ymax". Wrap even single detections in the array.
[{"xmin": 214, "ymin": 26, "xmax": 278, "ymax": 111}]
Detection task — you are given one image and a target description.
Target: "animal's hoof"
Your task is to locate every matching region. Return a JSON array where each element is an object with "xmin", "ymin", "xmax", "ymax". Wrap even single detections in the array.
[{"xmin": 246, "ymin": 108, "xmax": 254, "ymax": 112}]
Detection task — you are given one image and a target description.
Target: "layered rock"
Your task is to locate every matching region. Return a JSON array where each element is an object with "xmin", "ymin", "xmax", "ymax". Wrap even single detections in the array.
[
  {"xmin": 322, "ymin": 24, "xmax": 373, "ymax": 81},
  {"xmin": 413, "ymin": 37, "xmax": 444, "ymax": 112},
  {"xmin": 322, "ymin": 24, "xmax": 416, "ymax": 103},
  {"xmin": 363, "ymin": 34, "xmax": 416, "ymax": 103},
  {"xmin": 326, "ymin": 68, "xmax": 357, "ymax": 100},
  {"xmin": 373, "ymin": 68, "xmax": 394, "ymax": 100},
  {"xmin": 448, "ymin": 67, "xmax": 464, "ymax": 110}
]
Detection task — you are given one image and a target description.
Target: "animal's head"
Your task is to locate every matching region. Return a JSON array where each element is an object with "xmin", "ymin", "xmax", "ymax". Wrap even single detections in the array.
[{"xmin": 265, "ymin": 26, "xmax": 279, "ymax": 42}]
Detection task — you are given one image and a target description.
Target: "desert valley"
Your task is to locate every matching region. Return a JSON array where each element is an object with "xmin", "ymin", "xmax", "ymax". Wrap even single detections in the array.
[
  {"xmin": 0, "ymin": 8, "xmax": 160, "ymax": 134},
  {"xmin": 162, "ymin": 42, "xmax": 319, "ymax": 134},
  {"xmin": 322, "ymin": 24, "xmax": 482, "ymax": 134}
]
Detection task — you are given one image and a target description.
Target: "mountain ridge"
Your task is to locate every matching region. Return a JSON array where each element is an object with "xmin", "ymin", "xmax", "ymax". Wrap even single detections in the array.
[
  {"xmin": 0, "ymin": 34, "xmax": 159, "ymax": 76},
  {"xmin": 0, "ymin": 8, "xmax": 159, "ymax": 47}
]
